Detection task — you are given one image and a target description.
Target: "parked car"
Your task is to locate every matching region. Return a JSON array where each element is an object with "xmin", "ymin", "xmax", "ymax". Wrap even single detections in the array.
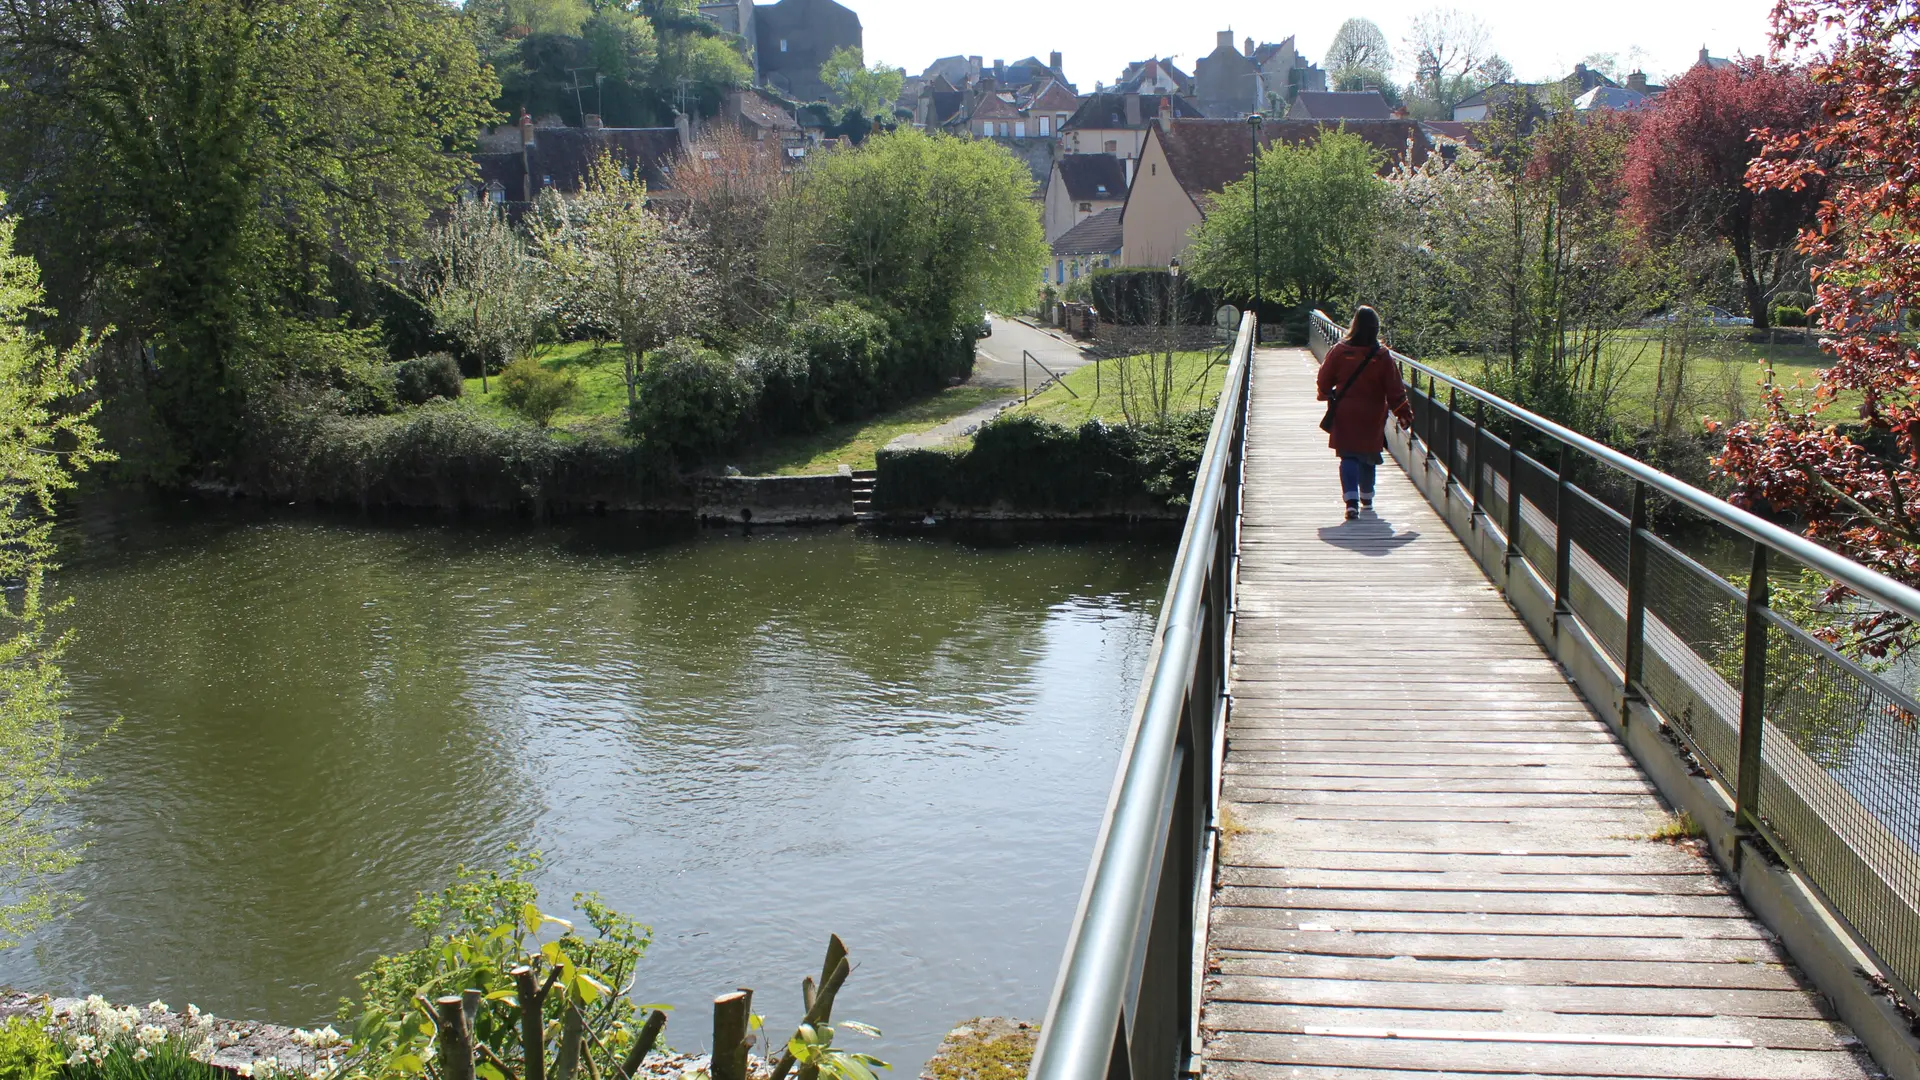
[
  {"xmin": 1644, "ymin": 304, "xmax": 1754, "ymax": 328},
  {"xmin": 976, "ymin": 312, "xmax": 993, "ymax": 338}
]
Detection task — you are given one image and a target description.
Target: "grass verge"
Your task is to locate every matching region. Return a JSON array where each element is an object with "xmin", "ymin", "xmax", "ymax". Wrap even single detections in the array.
[
  {"xmin": 1015, "ymin": 350, "xmax": 1230, "ymax": 428},
  {"xmin": 730, "ymin": 385, "xmax": 1014, "ymax": 475}
]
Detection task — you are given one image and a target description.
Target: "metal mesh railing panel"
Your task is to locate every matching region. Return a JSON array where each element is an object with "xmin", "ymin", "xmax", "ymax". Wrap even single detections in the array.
[
  {"xmin": 1511, "ymin": 452, "xmax": 1558, "ymax": 580},
  {"xmin": 1563, "ymin": 487, "xmax": 1630, "ymax": 662},
  {"xmin": 1481, "ymin": 431, "xmax": 1512, "ymax": 536},
  {"xmin": 1754, "ymin": 610, "xmax": 1920, "ymax": 995},
  {"xmin": 1639, "ymin": 538, "xmax": 1746, "ymax": 786}
]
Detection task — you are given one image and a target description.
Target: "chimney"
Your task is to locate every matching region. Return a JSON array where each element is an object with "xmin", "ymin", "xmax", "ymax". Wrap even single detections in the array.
[
  {"xmin": 1216, "ymin": 30, "xmax": 1233, "ymax": 52},
  {"xmin": 1157, "ymin": 95, "xmax": 1173, "ymax": 131},
  {"xmin": 675, "ymin": 110, "xmax": 691, "ymax": 150},
  {"xmin": 1699, "ymin": 45, "xmax": 1710, "ymax": 64},
  {"xmin": 969, "ymin": 55, "xmax": 983, "ymax": 84},
  {"xmin": 1124, "ymin": 93, "xmax": 1142, "ymax": 127},
  {"xmin": 519, "ymin": 107, "xmax": 534, "ymax": 147},
  {"xmin": 1124, "ymin": 155, "xmax": 1134, "ymax": 186},
  {"xmin": 583, "ymin": 113, "xmax": 604, "ymax": 130},
  {"xmin": 1628, "ymin": 70, "xmax": 1648, "ymax": 93},
  {"xmin": 994, "ymin": 58, "xmax": 1005, "ymax": 83},
  {"xmin": 1245, "ymin": 36, "xmax": 1255, "ymax": 59},
  {"xmin": 1050, "ymin": 50, "xmax": 1063, "ymax": 74},
  {"xmin": 1574, "ymin": 62, "xmax": 1588, "ymax": 79}
]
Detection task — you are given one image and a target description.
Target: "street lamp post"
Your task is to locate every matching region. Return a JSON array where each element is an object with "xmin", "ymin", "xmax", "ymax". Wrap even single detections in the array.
[{"xmin": 1247, "ymin": 112, "xmax": 1264, "ymax": 345}]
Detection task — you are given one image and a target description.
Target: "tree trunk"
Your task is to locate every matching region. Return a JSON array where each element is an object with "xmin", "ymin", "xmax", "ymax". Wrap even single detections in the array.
[{"xmin": 1731, "ymin": 226, "xmax": 1771, "ymax": 330}]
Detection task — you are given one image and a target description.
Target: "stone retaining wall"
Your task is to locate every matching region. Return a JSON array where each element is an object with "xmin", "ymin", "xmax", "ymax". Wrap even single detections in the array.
[{"xmin": 693, "ymin": 468, "xmax": 855, "ymax": 524}]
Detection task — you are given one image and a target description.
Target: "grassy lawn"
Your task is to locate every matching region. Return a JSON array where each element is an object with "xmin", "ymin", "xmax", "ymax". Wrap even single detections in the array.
[
  {"xmin": 731, "ymin": 385, "xmax": 1014, "ymax": 474},
  {"xmin": 1015, "ymin": 349, "xmax": 1231, "ymax": 427},
  {"xmin": 1420, "ymin": 330, "xmax": 1842, "ymax": 429},
  {"xmin": 460, "ymin": 340, "xmax": 634, "ymax": 430}
]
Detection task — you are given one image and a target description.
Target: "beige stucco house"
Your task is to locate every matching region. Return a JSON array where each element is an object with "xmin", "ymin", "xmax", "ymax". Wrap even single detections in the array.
[{"xmin": 1043, "ymin": 153, "xmax": 1127, "ymax": 242}]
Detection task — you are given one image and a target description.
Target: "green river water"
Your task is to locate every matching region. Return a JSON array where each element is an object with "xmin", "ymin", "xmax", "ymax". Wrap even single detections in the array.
[{"xmin": 0, "ymin": 496, "xmax": 1175, "ymax": 1070}]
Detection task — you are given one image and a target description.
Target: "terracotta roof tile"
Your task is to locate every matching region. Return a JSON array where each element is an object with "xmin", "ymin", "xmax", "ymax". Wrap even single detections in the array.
[{"xmin": 1157, "ymin": 117, "xmax": 1431, "ymax": 202}]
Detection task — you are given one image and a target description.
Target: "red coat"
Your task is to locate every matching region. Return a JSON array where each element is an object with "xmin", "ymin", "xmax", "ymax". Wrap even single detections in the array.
[{"xmin": 1317, "ymin": 341, "xmax": 1415, "ymax": 456}]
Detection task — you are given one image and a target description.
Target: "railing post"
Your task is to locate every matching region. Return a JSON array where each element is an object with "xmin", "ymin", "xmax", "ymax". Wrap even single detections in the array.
[
  {"xmin": 1504, "ymin": 430, "xmax": 1522, "ymax": 569},
  {"xmin": 1553, "ymin": 441, "xmax": 1573, "ymax": 623},
  {"xmin": 1622, "ymin": 481, "xmax": 1650, "ymax": 719},
  {"xmin": 1470, "ymin": 398, "xmax": 1486, "ymax": 524},
  {"xmin": 1423, "ymin": 375, "xmax": 1438, "ymax": 468},
  {"xmin": 1444, "ymin": 387, "xmax": 1459, "ymax": 502},
  {"xmin": 1736, "ymin": 542, "xmax": 1769, "ymax": 835}
]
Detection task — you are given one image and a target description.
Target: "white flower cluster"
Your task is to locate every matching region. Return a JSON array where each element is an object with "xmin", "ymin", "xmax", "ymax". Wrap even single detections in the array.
[{"xmin": 61, "ymin": 995, "xmax": 222, "ymax": 1067}]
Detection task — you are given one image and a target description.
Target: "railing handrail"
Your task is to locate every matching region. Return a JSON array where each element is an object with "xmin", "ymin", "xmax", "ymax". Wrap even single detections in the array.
[
  {"xmin": 1308, "ymin": 310, "xmax": 1920, "ymax": 623},
  {"xmin": 1028, "ymin": 311, "xmax": 1255, "ymax": 1080}
]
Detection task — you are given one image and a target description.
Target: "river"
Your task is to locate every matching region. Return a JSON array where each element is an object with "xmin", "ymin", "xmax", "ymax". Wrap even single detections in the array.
[{"xmin": 0, "ymin": 496, "xmax": 1175, "ymax": 1070}]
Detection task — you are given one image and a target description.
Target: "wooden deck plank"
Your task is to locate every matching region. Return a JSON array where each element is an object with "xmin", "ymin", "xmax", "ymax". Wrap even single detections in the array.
[{"xmin": 1205, "ymin": 349, "xmax": 1878, "ymax": 1080}]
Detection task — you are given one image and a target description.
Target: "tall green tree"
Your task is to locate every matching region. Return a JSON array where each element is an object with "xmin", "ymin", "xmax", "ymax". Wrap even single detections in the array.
[
  {"xmin": 0, "ymin": 208, "xmax": 110, "ymax": 948},
  {"xmin": 1186, "ymin": 130, "xmax": 1389, "ymax": 313},
  {"xmin": 819, "ymin": 46, "xmax": 904, "ymax": 115},
  {"xmin": 0, "ymin": 0, "xmax": 499, "ymax": 464},
  {"xmin": 775, "ymin": 128, "xmax": 1046, "ymax": 336}
]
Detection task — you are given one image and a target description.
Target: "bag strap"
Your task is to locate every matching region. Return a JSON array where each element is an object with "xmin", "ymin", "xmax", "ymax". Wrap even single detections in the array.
[{"xmin": 1327, "ymin": 344, "xmax": 1380, "ymax": 413}]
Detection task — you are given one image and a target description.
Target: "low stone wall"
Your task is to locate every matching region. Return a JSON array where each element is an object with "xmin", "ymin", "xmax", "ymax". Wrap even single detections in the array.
[
  {"xmin": 693, "ymin": 468, "xmax": 855, "ymax": 525},
  {"xmin": 1089, "ymin": 323, "xmax": 1224, "ymax": 357}
]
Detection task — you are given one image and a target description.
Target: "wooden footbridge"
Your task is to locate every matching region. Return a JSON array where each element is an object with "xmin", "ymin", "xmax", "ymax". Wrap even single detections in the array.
[{"xmin": 1028, "ymin": 315, "xmax": 1920, "ymax": 1080}]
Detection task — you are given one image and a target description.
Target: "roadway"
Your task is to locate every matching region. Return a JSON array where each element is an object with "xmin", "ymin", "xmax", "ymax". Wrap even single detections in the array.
[{"xmin": 971, "ymin": 314, "xmax": 1092, "ymax": 389}]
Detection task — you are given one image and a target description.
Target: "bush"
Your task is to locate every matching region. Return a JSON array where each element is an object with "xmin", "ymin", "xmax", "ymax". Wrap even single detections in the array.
[
  {"xmin": 791, "ymin": 302, "xmax": 891, "ymax": 421},
  {"xmin": 1087, "ymin": 268, "xmax": 1216, "ymax": 326},
  {"xmin": 631, "ymin": 340, "xmax": 759, "ymax": 458},
  {"xmin": 234, "ymin": 387, "xmax": 685, "ymax": 513},
  {"xmin": 392, "ymin": 353, "xmax": 463, "ymax": 405},
  {"xmin": 740, "ymin": 342, "xmax": 812, "ymax": 433},
  {"xmin": 1773, "ymin": 305, "xmax": 1809, "ymax": 328},
  {"xmin": 875, "ymin": 409, "xmax": 1214, "ymax": 515},
  {"xmin": 0, "ymin": 1017, "xmax": 60, "ymax": 1080},
  {"xmin": 497, "ymin": 357, "xmax": 578, "ymax": 427}
]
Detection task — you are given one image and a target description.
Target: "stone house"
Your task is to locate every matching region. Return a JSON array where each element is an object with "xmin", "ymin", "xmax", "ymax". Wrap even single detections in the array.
[
  {"xmin": 1118, "ymin": 116, "xmax": 1432, "ymax": 266},
  {"xmin": 1043, "ymin": 153, "xmax": 1127, "ymax": 241},
  {"xmin": 1061, "ymin": 92, "xmax": 1205, "ymax": 175},
  {"xmin": 1192, "ymin": 31, "xmax": 1327, "ymax": 118},
  {"xmin": 473, "ymin": 110, "xmax": 689, "ymax": 207},
  {"xmin": 754, "ymin": 0, "xmax": 862, "ymax": 103}
]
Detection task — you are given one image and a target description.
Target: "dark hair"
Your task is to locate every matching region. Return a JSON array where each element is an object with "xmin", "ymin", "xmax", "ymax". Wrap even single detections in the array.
[{"xmin": 1345, "ymin": 306, "xmax": 1381, "ymax": 349}]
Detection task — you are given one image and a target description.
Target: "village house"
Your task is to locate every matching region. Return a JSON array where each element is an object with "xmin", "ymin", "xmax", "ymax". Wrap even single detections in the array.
[
  {"xmin": 1043, "ymin": 153, "xmax": 1127, "ymax": 241},
  {"xmin": 1284, "ymin": 89, "xmax": 1395, "ymax": 120},
  {"xmin": 1118, "ymin": 115, "xmax": 1432, "ymax": 266},
  {"xmin": 1049, "ymin": 207, "xmax": 1124, "ymax": 287},
  {"xmin": 1192, "ymin": 31, "xmax": 1327, "ymax": 118},
  {"xmin": 1060, "ymin": 92, "xmax": 1205, "ymax": 176},
  {"xmin": 1111, "ymin": 57, "xmax": 1191, "ymax": 96},
  {"xmin": 753, "ymin": 0, "xmax": 863, "ymax": 102}
]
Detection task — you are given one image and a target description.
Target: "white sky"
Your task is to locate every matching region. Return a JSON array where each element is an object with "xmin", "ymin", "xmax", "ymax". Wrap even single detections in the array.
[{"xmin": 857, "ymin": 0, "xmax": 1779, "ymax": 90}]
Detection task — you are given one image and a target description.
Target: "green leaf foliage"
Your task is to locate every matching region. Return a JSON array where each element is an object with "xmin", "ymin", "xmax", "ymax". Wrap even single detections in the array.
[
  {"xmin": 0, "ymin": 209, "xmax": 111, "ymax": 949},
  {"xmin": 1185, "ymin": 130, "xmax": 1388, "ymax": 313},
  {"xmin": 818, "ymin": 46, "xmax": 904, "ymax": 117},
  {"xmin": 0, "ymin": 1017, "xmax": 61, "ymax": 1080},
  {"xmin": 0, "ymin": 0, "xmax": 501, "ymax": 465},
  {"xmin": 775, "ymin": 128, "xmax": 1047, "ymax": 340},
  {"xmin": 498, "ymin": 356, "xmax": 580, "ymax": 427}
]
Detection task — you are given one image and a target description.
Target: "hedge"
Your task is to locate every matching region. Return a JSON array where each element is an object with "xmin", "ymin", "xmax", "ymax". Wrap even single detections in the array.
[{"xmin": 875, "ymin": 410, "xmax": 1212, "ymax": 517}]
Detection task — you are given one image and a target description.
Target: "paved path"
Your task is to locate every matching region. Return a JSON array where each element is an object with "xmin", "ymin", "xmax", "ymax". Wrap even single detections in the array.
[
  {"xmin": 1204, "ymin": 348, "xmax": 1881, "ymax": 1079},
  {"xmin": 972, "ymin": 314, "xmax": 1090, "ymax": 389}
]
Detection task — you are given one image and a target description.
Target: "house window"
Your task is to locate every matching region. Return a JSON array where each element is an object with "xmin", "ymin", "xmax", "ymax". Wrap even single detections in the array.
[
  {"xmin": 1078, "ymin": 201, "xmax": 1092, "ymax": 212},
  {"xmin": 1014, "ymin": 121, "xmax": 1026, "ymax": 138},
  {"xmin": 1056, "ymin": 259, "xmax": 1064, "ymax": 282},
  {"xmin": 1038, "ymin": 116, "xmax": 1051, "ymax": 136},
  {"xmin": 1104, "ymin": 140, "xmax": 1118, "ymax": 153},
  {"xmin": 779, "ymin": 38, "xmax": 788, "ymax": 51},
  {"xmin": 542, "ymin": 174, "xmax": 553, "ymax": 186},
  {"xmin": 487, "ymin": 181, "xmax": 506, "ymax": 203}
]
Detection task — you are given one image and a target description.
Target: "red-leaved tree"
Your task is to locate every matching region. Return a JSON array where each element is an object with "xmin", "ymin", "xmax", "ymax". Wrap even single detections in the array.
[
  {"xmin": 1624, "ymin": 58, "xmax": 1827, "ymax": 330},
  {"xmin": 1715, "ymin": 0, "xmax": 1920, "ymax": 655}
]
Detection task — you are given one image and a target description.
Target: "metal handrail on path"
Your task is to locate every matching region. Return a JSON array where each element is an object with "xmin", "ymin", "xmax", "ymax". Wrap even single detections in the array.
[
  {"xmin": 1307, "ymin": 308, "xmax": 1920, "ymax": 1011},
  {"xmin": 1028, "ymin": 313, "xmax": 1255, "ymax": 1080}
]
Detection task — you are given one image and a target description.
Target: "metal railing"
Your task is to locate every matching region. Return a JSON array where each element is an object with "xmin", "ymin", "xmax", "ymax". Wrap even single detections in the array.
[
  {"xmin": 1308, "ymin": 309, "xmax": 1920, "ymax": 1011},
  {"xmin": 1028, "ymin": 313, "xmax": 1254, "ymax": 1080}
]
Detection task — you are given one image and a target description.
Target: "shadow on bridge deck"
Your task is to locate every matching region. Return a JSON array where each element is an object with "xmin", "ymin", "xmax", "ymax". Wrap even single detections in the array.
[{"xmin": 1205, "ymin": 348, "xmax": 1883, "ymax": 1079}]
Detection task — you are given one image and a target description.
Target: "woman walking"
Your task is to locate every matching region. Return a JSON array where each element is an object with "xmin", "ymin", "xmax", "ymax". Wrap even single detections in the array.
[{"xmin": 1317, "ymin": 306, "xmax": 1414, "ymax": 521}]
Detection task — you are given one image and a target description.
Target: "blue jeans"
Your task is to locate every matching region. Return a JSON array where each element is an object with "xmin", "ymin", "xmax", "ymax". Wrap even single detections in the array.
[{"xmin": 1339, "ymin": 455, "xmax": 1377, "ymax": 503}]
